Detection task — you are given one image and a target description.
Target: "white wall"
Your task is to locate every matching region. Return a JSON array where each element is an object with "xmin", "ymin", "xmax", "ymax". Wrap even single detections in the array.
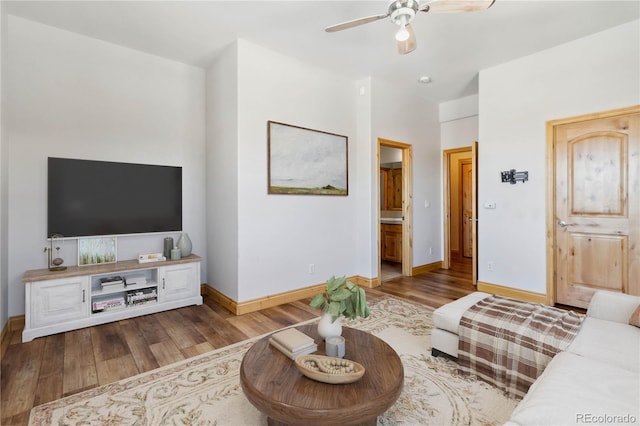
[
  {"xmin": 0, "ymin": 2, "xmax": 8, "ymax": 331},
  {"xmin": 6, "ymin": 16, "xmax": 207, "ymax": 316},
  {"xmin": 234, "ymin": 40, "xmax": 359, "ymax": 301},
  {"xmin": 440, "ymin": 95, "xmax": 479, "ymax": 151},
  {"xmin": 203, "ymin": 41, "xmax": 442, "ymax": 303},
  {"xmin": 478, "ymin": 20, "xmax": 640, "ymax": 294},
  {"xmin": 371, "ymin": 79, "xmax": 441, "ymax": 267},
  {"xmin": 206, "ymin": 43, "xmax": 240, "ymax": 299},
  {"xmin": 380, "ymin": 145, "xmax": 402, "ymax": 164},
  {"xmin": 354, "ymin": 77, "xmax": 374, "ymax": 276}
]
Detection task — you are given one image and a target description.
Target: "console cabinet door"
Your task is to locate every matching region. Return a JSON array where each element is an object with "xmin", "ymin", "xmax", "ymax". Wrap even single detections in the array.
[
  {"xmin": 158, "ymin": 263, "xmax": 199, "ymax": 302},
  {"xmin": 30, "ymin": 277, "xmax": 90, "ymax": 329}
]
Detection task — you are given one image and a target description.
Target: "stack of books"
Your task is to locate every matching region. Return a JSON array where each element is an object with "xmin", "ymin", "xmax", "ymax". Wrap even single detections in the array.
[
  {"xmin": 92, "ymin": 296, "xmax": 126, "ymax": 313},
  {"xmin": 269, "ymin": 328, "xmax": 317, "ymax": 360},
  {"xmin": 126, "ymin": 287, "xmax": 157, "ymax": 306}
]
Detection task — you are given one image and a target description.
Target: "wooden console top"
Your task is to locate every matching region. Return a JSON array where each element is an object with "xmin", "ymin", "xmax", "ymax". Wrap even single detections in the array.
[{"xmin": 23, "ymin": 254, "xmax": 202, "ymax": 283}]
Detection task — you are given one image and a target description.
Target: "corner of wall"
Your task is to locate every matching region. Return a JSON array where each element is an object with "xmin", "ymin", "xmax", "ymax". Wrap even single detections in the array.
[
  {"xmin": 205, "ymin": 41, "xmax": 239, "ymax": 301},
  {"xmin": 0, "ymin": 0, "xmax": 8, "ymax": 333}
]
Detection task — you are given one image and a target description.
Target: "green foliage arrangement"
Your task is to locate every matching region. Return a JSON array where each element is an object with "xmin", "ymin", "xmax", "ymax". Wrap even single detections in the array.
[{"xmin": 309, "ymin": 276, "xmax": 371, "ymax": 322}]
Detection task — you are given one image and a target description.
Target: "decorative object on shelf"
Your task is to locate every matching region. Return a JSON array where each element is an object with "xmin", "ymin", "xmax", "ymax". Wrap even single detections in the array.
[
  {"xmin": 177, "ymin": 232, "xmax": 192, "ymax": 257},
  {"xmin": 500, "ymin": 169, "xmax": 529, "ymax": 184},
  {"xmin": 44, "ymin": 233, "xmax": 67, "ymax": 271},
  {"xmin": 267, "ymin": 121, "xmax": 348, "ymax": 196},
  {"xmin": 310, "ymin": 276, "xmax": 371, "ymax": 339},
  {"xmin": 78, "ymin": 237, "xmax": 117, "ymax": 266},
  {"xmin": 163, "ymin": 237, "xmax": 174, "ymax": 258},
  {"xmin": 138, "ymin": 253, "xmax": 166, "ymax": 263},
  {"xmin": 325, "ymin": 335, "xmax": 346, "ymax": 358},
  {"xmin": 295, "ymin": 354, "xmax": 365, "ymax": 384},
  {"xmin": 170, "ymin": 246, "xmax": 181, "ymax": 260}
]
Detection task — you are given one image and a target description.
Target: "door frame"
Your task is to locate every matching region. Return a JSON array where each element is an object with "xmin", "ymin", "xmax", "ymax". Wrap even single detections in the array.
[
  {"xmin": 377, "ymin": 138, "xmax": 413, "ymax": 280},
  {"xmin": 545, "ymin": 105, "xmax": 640, "ymax": 306},
  {"xmin": 460, "ymin": 158, "xmax": 473, "ymax": 258},
  {"xmin": 443, "ymin": 143, "xmax": 478, "ymax": 285}
]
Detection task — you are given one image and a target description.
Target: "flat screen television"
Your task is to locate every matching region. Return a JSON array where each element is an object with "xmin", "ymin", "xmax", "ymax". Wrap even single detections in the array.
[{"xmin": 48, "ymin": 157, "xmax": 182, "ymax": 238}]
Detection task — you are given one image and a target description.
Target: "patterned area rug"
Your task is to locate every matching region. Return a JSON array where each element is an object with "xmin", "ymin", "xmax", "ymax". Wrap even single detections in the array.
[{"xmin": 29, "ymin": 296, "xmax": 518, "ymax": 425}]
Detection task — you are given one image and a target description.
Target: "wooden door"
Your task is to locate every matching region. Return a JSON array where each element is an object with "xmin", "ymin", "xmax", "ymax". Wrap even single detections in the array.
[
  {"xmin": 554, "ymin": 108, "xmax": 639, "ymax": 308},
  {"xmin": 461, "ymin": 161, "xmax": 473, "ymax": 258},
  {"xmin": 381, "ymin": 224, "xmax": 402, "ymax": 262},
  {"xmin": 442, "ymin": 143, "xmax": 478, "ymax": 285},
  {"xmin": 378, "ymin": 138, "xmax": 413, "ymax": 279},
  {"xmin": 391, "ymin": 168, "xmax": 403, "ymax": 210}
]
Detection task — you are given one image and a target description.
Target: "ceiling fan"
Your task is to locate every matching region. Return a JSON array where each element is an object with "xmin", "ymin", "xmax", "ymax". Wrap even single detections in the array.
[{"xmin": 325, "ymin": 0, "xmax": 495, "ymax": 55}]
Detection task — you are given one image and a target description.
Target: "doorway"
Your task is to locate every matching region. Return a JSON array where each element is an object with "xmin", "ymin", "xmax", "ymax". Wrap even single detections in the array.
[
  {"xmin": 546, "ymin": 106, "xmax": 639, "ymax": 308},
  {"xmin": 378, "ymin": 139, "xmax": 413, "ymax": 283},
  {"xmin": 443, "ymin": 143, "xmax": 478, "ymax": 285}
]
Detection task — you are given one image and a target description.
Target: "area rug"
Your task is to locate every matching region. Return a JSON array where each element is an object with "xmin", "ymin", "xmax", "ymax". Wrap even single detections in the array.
[{"xmin": 29, "ymin": 296, "xmax": 518, "ymax": 425}]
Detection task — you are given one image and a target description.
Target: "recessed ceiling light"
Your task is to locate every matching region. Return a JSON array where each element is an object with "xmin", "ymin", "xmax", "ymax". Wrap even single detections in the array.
[{"xmin": 418, "ymin": 76, "xmax": 432, "ymax": 84}]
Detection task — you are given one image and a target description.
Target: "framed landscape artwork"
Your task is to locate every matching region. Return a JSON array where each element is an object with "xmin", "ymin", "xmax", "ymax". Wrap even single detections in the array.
[{"xmin": 268, "ymin": 121, "xmax": 348, "ymax": 195}]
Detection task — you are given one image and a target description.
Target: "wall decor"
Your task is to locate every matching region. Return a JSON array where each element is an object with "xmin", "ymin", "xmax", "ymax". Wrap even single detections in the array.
[
  {"xmin": 268, "ymin": 121, "xmax": 348, "ymax": 195},
  {"xmin": 501, "ymin": 169, "xmax": 529, "ymax": 184},
  {"xmin": 78, "ymin": 237, "xmax": 117, "ymax": 266}
]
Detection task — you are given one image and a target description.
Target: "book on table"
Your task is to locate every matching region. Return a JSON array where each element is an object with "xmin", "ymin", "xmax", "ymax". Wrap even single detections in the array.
[
  {"xmin": 269, "ymin": 337, "xmax": 317, "ymax": 360},
  {"xmin": 270, "ymin": 328, "xmax": 315, "ymax": 353}
]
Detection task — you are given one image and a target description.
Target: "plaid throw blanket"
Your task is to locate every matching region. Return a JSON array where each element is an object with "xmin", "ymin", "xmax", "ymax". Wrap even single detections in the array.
[{"xmin": 458, "ymin": 295, "xmax": 584, "ymax": 398}]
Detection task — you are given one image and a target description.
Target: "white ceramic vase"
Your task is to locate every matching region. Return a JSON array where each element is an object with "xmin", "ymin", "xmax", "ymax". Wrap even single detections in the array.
[
  {"xmin": 177, "ymin": 233, "xmax": 192, "ymax": 257},
  {"xmin": 317, "ymin": 311, "xmax": 342, "ymax": 340}
]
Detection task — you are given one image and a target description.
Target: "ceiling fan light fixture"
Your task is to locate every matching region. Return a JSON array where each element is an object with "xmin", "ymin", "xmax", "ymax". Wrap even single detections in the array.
[
  {"xmin": 390, "ymin": 0, "xmax": 418, "ymax": 42},
  {"xmin": 390, "ymin": 3, "xmax": 417, "ymax": 27},
  {"xmin": 325, "ymin": 0, "xmax": 495, "ymax": 55},
  {"xmin": 395, "ymin": 25, "xmax": 411, "ymax": 41}
]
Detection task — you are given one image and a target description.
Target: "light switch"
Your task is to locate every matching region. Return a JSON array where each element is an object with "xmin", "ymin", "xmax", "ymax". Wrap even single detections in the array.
[{"xmin": 483, "ymin": 201, "xmax": 496, "ymax": 209}]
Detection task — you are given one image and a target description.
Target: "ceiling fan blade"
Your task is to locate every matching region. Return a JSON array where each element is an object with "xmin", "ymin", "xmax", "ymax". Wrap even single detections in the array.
[
  {"xmin": 397, "ymin": 24, "xmax": 417, "ymax": 55},
  {"xmin": 422, "ymin": 0, "xmax": 495, "ymax": 13},
  {"xmin": 325, "ymin": 13, "xmax": 389, "ymax": 32}
]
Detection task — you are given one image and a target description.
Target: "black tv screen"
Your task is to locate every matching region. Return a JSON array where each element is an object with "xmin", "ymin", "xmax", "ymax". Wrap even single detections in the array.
[{"xmin": 48, "ymin": 157, "xmax": 182, "ymax": 238}]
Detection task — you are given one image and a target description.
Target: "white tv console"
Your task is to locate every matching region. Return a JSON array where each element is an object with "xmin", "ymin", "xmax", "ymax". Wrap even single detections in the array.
[{"xmin": 22, "ymin": 254, "xmax": 202, "ymax": 342}]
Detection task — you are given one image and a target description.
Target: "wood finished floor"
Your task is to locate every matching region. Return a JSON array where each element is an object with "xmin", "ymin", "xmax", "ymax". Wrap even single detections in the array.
[{"xmin": 1, "ymin": 260, "xmax": 473, "ymax": 425}]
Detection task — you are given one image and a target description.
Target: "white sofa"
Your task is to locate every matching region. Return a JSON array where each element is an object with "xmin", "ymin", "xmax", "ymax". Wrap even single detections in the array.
[{"xmin": 432, "ymin": 290, "xmax": 640, "ymax": 425}]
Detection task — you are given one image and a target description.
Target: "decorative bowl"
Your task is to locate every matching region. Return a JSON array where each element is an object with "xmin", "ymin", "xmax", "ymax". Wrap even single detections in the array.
[{"xmin": 295, "ymin": 354, "xmax": 365, "ymax": 384}]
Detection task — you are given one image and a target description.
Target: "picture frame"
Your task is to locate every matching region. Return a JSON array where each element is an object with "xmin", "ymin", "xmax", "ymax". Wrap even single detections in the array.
[
  {"xmin": 268, "ymin": 121, "xmax": 348, "ymax": 195},
  {"xmin": 78, "ymin": 237, "xmax": 117, "ymax": 266}
]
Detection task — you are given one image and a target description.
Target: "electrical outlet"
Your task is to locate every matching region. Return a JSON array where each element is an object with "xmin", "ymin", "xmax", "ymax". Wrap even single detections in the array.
[
  {"xmin": 487, "ymin": 261, "xmax": 495, "ymax": 271},
  {"xmin": 429, "ymin": 247, "xmax": 433, "ymax": 255},
  {"xmin": 308, "ymin": 264, "xmax": 315, "ymax": 274}
]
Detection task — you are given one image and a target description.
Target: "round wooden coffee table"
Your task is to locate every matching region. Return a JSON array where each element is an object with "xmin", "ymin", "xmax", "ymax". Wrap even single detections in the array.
[{"xmin": 240, "ymin": 324, "xmax": 403, "ymax": 426}]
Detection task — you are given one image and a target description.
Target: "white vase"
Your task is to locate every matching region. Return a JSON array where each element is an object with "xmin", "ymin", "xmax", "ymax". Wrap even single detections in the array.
[
  {"xmin": 177, "ymin": 233, "xmax": 192, "ymax": 257},
  {"xmin": 317, "ymin": 312, "xmax": 342, "ymax": 340}
]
